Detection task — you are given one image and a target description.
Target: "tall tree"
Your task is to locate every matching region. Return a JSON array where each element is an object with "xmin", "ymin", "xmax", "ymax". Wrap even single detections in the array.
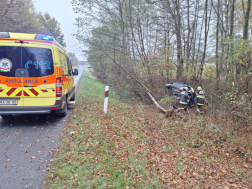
[
  {"xmin": 243, "ymin": 0, "xmax": 251, "ymax": 39},
  {"xmin": 199, "ymin": 0, "xmax": 212, "ymax": 82},
  {"xmin": 72, "ymin": 0, "xmax": 252, "ymax": 102},
  {"xmin": 38, "ymin": 12, "xmax": 66, "ymax": 47},
  {"xmin": 215, "ymin": 0, "xmax": 220, "ymax": 83},
  {"xmin": 68, "ymin": 52, "xmax": 79, "ymax": 66},
  {"xmin": 0, "ymin": 0, "xmax": 43, "ymax": 33}
]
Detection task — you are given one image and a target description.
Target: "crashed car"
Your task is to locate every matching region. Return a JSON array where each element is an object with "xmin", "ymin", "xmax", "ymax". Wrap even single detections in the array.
[{"xmin": 165, "ymin": 82, "xmax": 195, "ymax": 106}]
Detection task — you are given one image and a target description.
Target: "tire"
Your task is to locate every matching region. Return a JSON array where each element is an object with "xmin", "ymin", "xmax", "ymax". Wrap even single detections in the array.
[
  {"xmin": 58, "ymin": 100, "xmax": 67, "ymax": 117},
  {"xmin": 1, "ymin": 115, "xmax": 12, "ymax": 119},
  {"xmin": 168, "ymin": 88, "xmax": 173, "ymax": 96},
  {"xmin": 70, "ymin": 91, "xmax": 75, "ymax": 101}
]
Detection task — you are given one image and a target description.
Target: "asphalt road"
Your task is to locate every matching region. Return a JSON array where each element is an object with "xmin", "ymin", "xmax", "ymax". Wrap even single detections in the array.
[{"xmin": 0, "ymin": 66, "xmax": 83, "ymax": 189}]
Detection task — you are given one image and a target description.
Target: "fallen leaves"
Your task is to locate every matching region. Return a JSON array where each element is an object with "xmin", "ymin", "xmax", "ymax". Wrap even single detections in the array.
[
  {"xmin": 43, "ymin": 81, "xmax": 252, "ymax": 189},
  {"xmin": 243, "ymin": 164, "xmax": 250, "ymax": 169},
  {"xmin": 150, "ymin": 156, "xmax": 157, "ymax": 162},
  {"xmin": 220, "ymin": 168, "xmax": 226, "ymax": 175},
  {"xmin": 69, "ymin": 131, "xmax": 77, "ymax": 135}
]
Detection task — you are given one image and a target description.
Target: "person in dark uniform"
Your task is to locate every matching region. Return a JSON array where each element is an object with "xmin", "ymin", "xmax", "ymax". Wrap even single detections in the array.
[
  {"xmin": 179, "ymin": 87, "xmax": 189, "ymax": 111},
  {"xmin": 187, "ymin": 87, "xmax": 195, "ymax": 107},
  {"xmin": 195, "ymin": 90, "xmax": 205, "ymax": 114}
]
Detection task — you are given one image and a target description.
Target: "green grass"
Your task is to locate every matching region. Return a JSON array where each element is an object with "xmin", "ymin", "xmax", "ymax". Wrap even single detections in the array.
[
  {"xmin": 43, "ymin": 67, "xmax": 252, "ymax": 188},
  {"xmin": 43, "ymin": 67, "xmax": 160, "ymax": 189},
  {"xmin": 159, "ymin": 95, "xmax": 174, "ymax": 107}
]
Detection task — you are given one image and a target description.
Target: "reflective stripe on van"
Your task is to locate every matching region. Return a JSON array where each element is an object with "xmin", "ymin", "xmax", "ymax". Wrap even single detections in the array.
[{"xmin": 0, "ymin": 87, "xmax": 55, "ymax": 97}]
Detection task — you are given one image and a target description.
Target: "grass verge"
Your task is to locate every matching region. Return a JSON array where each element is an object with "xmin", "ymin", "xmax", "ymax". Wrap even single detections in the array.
[
  {"xmin": 43, "ymin": 68, "xmax": 160, "ymax": 188},
  {"xmin": 43, "ymin": 68, "xmax": 252, "ymax": 188}
]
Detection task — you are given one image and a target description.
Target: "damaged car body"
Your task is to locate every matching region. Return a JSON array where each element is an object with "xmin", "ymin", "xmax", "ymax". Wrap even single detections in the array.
[{"xmin": 165, "ymin": 82, "xmax": 196, "ymax": 106}]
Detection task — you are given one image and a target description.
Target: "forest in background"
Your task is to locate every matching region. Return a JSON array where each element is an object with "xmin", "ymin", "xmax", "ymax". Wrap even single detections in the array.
[
  {"xmin": 72, "ymin": 0, "xmax": 252, "ymax": 124},
  {"xmin": 0, "ymin": 0, "xmax": 79, "ymax": 65}
]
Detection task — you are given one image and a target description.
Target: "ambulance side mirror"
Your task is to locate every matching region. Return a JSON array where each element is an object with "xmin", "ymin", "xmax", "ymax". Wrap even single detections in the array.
[{"xmin": 73, "ymin": 69, "xmax": 78, "ymax": 76}]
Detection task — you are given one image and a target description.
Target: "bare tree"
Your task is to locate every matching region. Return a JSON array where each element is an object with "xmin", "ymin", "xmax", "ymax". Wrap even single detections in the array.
[
  {"xmin": 0, "ymin": 0, "xmax": 43, "ymax": 33},
  {"xmin": 199, "ymin": 0, "xmax": 213, "ymax": 82},
  {"xmin": 243, "ymin": 0, "xmax": 251, "ymax": 39}
]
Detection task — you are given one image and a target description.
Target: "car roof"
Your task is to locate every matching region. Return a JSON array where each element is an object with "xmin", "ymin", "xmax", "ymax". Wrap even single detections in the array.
[
  {"xmin": 169, "ymin": 82, "xmax": 191, "ymax": 88},
  {"xmin": 0, "ymin": 32, "xmax": 66, "ymax": 52}
]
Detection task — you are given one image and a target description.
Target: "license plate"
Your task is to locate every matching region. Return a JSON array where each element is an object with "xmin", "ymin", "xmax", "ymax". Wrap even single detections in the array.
[{"xmin": 0, "ymin": 100, "xmax": 18, "ymax": 105}]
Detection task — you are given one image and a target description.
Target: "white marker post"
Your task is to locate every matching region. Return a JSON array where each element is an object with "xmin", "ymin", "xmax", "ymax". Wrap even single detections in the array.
[{"xmin": 104, "ymin": 86, "xmax": 109, "ymax": 114}]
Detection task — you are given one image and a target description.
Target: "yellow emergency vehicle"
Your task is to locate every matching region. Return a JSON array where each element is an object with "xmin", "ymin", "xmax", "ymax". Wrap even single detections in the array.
[{"xmin": 0, "ymin": 32, "xmax": 78, "ymax": 118}]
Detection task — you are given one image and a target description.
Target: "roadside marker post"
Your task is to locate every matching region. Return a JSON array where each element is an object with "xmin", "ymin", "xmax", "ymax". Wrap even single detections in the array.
[{"xmin": 104, "ymin": 86, "xmax": 109, "ymax": 114}]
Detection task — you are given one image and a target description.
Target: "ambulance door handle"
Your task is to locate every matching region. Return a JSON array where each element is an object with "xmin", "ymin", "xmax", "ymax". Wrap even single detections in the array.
[{"xmin": 24, "ymin": 85, "xmax": 34, "ymax": 87}]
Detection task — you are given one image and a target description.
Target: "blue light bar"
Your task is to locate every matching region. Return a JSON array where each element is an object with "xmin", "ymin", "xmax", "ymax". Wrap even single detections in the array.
[
  {"xmin": 0, "ymin": 32, "xmax": 10, "ymax": 38},
  {"xmin": 34, "ymin": 34, "xmax": 54, "ymax": 41},
  {"xmin": 42, "ymin": 36, "xmax": 53, "ymax": 40}
]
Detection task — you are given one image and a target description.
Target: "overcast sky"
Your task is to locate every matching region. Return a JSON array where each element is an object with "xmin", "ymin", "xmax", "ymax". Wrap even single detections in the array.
[{"xmin": 32, "ymin": 0, "xmax": 86, "ymax": 61}]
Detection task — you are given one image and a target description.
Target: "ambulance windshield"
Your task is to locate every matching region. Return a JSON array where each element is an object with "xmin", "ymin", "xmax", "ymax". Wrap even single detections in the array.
[{"xmin": 0, "ymin": 46, "xmax": 54, "ymax": 77}]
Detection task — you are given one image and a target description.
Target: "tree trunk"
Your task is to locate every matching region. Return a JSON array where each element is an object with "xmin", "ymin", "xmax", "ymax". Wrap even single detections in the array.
[
  {"xmin": 243, "ymin": 0, "xmax": 251, "ymax": 39},
  {"xmin": 199, "ymin": 0, "xmax": 212, "ymax": 83},
  {"xmin": 216, "ymin": 0, "xmax": 220, "ymax": 87},
  {"xmin": 175, "ymin": 0, "xmax": 182, "ymax": 80},
  {"xmin": 229, "ymin": 0, "xmax": 235, "ymax": 77},
  {"xmin": 186, "ymin": 0, "xmax": 191, "ymax": 73}
]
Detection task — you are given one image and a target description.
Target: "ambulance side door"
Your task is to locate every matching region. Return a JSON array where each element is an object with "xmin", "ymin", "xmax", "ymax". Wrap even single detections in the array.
[
  {"xmin": 58, "ymin": 51, "xmax": 68, "ymax": 98},
  {"xmin": 66, "ymin": 56, "xmax": 74, "ymax": 100}
]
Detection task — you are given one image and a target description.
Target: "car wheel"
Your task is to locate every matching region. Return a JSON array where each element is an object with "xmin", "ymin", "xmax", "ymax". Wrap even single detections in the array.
[
  {"xmin": 168, "ymin": 88, "xmax": 173, "ymax": 96},
  {"xmin": 70, "ymin": 91, "xmax": 75, "ymax": 101},
  {"xmin": 1, "ymin": 115, "xmax": 12, "ymax": 119},
  {"xmin": 58, "ymin": 100, "xmax": 67, "ymax": 117}
]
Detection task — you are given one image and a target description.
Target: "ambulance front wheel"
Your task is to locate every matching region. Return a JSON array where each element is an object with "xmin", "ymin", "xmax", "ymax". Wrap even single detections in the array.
[
  {"xmin": 58, "ymin": 100, "xmax": 68, "ymax": 117},
  {"xmin": 70, "ymin": 91, "xmax": 75, "ymax": 101}
]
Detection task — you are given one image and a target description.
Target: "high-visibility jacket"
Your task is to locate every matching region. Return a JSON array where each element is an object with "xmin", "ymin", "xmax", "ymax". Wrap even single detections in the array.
[
  {"xmin": 196, "ymin": 94, "xmax": 205, "ymax": 105},
  {"xmin": 179, "ymin": 90, "xmax": 188, "ymax": 104}
]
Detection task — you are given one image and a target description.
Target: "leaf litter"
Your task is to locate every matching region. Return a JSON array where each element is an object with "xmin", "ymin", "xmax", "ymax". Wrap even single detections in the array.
[{"xmin": 43, "ymin": 78, "xmax": 252, "ymax": 189}]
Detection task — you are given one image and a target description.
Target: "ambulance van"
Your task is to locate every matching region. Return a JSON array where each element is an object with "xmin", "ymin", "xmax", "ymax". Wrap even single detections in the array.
[{"xmin": 0, "ymin": 32, "xmax": 78, "ymax": 118}]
